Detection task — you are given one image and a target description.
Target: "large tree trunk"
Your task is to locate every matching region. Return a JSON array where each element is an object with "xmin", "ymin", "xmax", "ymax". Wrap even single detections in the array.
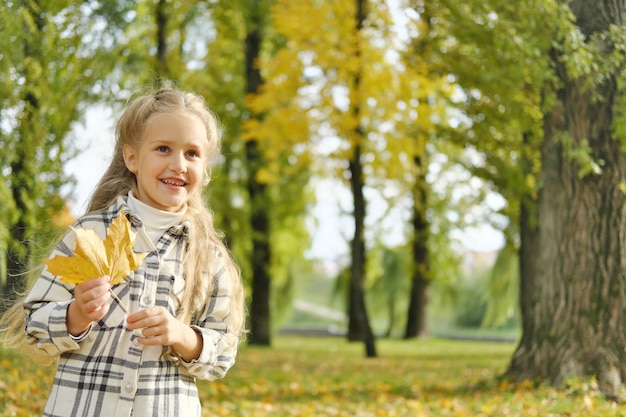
[
  {"xmin": 405, "ymin": 153, "xmax": 430, "ymax": 339},
  {"xmin": 245, "ymin": 7, "xmax": 272, "ymax": 346},
  {"xmin": 508, "ymin": 1, "xmax": 626, "ymax": 398}
]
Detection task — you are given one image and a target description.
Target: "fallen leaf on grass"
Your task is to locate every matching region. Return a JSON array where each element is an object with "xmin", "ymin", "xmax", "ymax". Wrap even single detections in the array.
[{"xmin": 43, "ymin": 208, "xmax": 148, "ymax": 285}]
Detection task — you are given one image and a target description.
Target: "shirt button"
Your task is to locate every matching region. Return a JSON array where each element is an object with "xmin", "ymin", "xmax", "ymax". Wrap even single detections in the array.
[
  {"xmin": 142, "ymin": 296, "xmax": 152, "ymax": 305},
  {"xmin": 125, "ymin": 383, "xmax": 134, "ymax": 394},
  {"xmin": 133, "ymin": 337, "xmax": 141, "ymax": 347}
]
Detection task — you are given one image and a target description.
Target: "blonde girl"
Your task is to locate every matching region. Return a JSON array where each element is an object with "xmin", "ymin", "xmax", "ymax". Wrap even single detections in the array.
[{"xmin": 1, "ymin": 87, "xmax": 245, "ymax": 417}]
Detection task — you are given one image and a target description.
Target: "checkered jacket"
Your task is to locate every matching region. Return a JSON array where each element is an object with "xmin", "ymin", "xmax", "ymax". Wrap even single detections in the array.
[{"xmin": 24, "ymin": 196, "xmax": 239, "ymax": 417}]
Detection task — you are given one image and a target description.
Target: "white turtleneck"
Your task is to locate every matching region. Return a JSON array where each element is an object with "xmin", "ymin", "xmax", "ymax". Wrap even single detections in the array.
[{"xmin": 127, "ymin": 191, "xmax": 187, "ymax": 245}]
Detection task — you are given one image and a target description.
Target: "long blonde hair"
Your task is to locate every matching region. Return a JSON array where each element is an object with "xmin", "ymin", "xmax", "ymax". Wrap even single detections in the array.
[{"xmin": 2, "ymin": 87, "xmax": 245, "ymax": 350}]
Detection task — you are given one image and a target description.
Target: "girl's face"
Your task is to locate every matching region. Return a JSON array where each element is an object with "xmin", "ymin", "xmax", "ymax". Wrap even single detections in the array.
[{"xmin": 122, "ymin": 111, "xmax": 209, "ymax": 212}]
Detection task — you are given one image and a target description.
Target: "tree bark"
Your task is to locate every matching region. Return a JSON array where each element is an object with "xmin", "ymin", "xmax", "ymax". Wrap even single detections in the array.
[
  {"xmin": 4, "ymin": 0, "xmax": 43, "ymax": 303},
  {"xmin": 155, "ymin": 0, "xmax": 169, "ymax": 78},
  {"xmin": 405, "ymin": 153, "xmax": 430, "ymax": 339},
  {"xmin": 403, "ymin": 0, "xmax": 434, "ymax": 340},
  {"xmin": 348, "ymin": 143, "xmax": 377, "ymax": 357},
  {"xmin": 344, "ymin": 0, "xmax": 376, "ymax": 358},
  {"xmin": 509, "ymin": 131, "xmax": 540, "ymax": 376},
  {"xmin": 244, "ymin": 6, "xmax": 272, "ymax": 346},
  {"xmin": 508, "ymin": 0, "xmax": 626, "ymax": 398}
]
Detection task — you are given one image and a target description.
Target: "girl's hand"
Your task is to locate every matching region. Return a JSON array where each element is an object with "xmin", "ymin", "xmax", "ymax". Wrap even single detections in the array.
[
  {"xmin": 126, "ymin": 307, "xmax": 203, "ymax": 361},
  {"xmin": 67, "ymin": 275, "xmax": 111, "ymax": 336}
]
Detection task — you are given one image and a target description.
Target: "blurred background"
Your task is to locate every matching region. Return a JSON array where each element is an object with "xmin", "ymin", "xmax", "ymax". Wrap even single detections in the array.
[{"xmin": 0, "ymin": 0, "xmax": 557, "ymax": 348}]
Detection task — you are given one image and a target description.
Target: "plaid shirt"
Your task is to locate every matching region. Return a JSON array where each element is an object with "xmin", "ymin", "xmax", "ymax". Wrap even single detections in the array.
[{"xmin": 24, "ymin": 196, "xmax": 239, "ymax": 417}]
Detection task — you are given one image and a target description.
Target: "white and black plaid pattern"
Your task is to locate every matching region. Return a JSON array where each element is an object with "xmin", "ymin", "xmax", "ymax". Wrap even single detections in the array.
[{"xmin": 24, "ymin": 196, "xmax": 238, "ymax": 417}]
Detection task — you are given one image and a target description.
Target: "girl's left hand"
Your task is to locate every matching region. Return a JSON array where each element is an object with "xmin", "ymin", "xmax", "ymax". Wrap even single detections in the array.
[
  {"xmin": 126, "ymin": 307, "xmax": 203, "ymax": 361},
  {"xmin": 126, "ymin": 306, "xmax": 183, "ymax": 346}
]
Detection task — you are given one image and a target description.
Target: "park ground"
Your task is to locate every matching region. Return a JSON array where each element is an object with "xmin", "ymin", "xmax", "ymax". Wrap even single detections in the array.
[{"xmin": 1, "ymin": 335, "xmax": 625, "ymax": 416}]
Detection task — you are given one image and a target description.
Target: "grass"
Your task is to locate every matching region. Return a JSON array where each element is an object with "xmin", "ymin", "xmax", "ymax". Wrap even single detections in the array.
[{"xmin": 1, "ymin": 336, "xmax": 624, "ymax": 416}]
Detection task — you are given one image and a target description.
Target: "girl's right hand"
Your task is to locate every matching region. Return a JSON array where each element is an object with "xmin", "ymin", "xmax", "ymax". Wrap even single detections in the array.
[{"xmin": 67, "ymin": 276, "xmax": 111, "ymax": 336}]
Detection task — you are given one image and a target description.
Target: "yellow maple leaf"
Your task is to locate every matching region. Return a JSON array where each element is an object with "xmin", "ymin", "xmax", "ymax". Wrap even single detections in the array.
[{"xmin": 43, "ymin": 208, "xmax": 148, "ymax": 285}]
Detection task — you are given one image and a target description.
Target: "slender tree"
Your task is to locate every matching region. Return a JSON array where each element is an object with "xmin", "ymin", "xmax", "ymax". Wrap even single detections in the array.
[
  {"xmin": 243, "ymin": 0, "xmax": 273, "ymax": 346},
  {"xmin": 342, "ymin": 0, "xmax": 375, "ymax": 357},
  {"xmin": 268, "ymin": 0, "xmax": 437, "ymax": 350},
  {"xmin": 404, "ymin": 143, "xmax": 430, "ymax": 338},
  {"xmin": 199, "ymin": 1, "xmax": 250, "ymax": 273},
  {"xmin": 401, "ymin": 0, "xmax": 461, "ymax": 338}
]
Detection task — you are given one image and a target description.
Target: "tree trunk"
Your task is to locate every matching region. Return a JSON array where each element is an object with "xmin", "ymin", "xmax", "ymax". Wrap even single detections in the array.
[
  {"xmin": 155, "ymin": 0, "xmax": 169, "ymax": 78},
  {"xmin": 509, "ymin": 132, "xmax": 540, "ymax": 376},
  {"xmin": 348, "ymin": 143, "xmax": 377, "ymax": 357},
  {"xmin": 4, "ymin": 0, "xmax": 43, "ymax": 304},
  {"xmin": 508, "ymin": 1, "xmax": 626, "ymax": 398},
  {"xmin": 405, "ymin": 153, "xmax": 430, "ymax": 339},
  {"xmin": 245, "ymin": 8, "xmax": 272, "ymax": 346},
  {"xmin": 7, "ymin": 127, "xmax": 33, "ymax": 299},
  {"xmin": 344, "ymin": 0, "xmax": 376, "ymax": 358}
]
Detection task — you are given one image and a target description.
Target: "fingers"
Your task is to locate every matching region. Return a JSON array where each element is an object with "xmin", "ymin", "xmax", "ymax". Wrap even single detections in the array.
[
  {"xmin": 84, "ymin": 301, "xmax": 110, "ymax": 322},
  {"xmin": 126, "ymin": 307, "xmax": 182, "ymax": 346},
  {"xmin": 74, "ymin": 276, "xmax": 111, "ymax": 321},
  {"xmin": 67, "ymin": 276, "xmax": 112, "ymax": 335},
  {"xmin": 140, "ymin": 325, "xmax": 162, "ymax": 339},
  {"xmin": 126, "ymin": 306, "xmax": 163, "ymax": 327}
]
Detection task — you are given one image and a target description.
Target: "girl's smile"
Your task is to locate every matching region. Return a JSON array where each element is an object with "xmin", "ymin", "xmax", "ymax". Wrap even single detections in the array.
[{"xmin": 161, "ymin": 178, "xmax": 186, "ymax": 187}]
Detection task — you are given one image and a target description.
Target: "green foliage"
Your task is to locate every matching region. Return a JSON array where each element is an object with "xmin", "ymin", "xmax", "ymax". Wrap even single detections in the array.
[
  {"xmin": 556, "ymin": 6, "xmax": 626, "ymax": 96},
  {"xmin": 553, "ymin": 132, "xmax": 604, "ymax": 178},
  {"xmin": 428, "ymin": 252, "xmax": 494, "ymax": 329},
  {"xmin": 2, "ymin": 336, "xmax": 623, "ymax": 416},
  {"xmin": 420, "ymin": 0, "xmax": 557, "ymax": 243},
  {"xmin": 191, "ymin": 1, "xmax": 251, "ymax": 285},
  {"xmin": 453, "ymin": 271, "xmax": 489, "ymax": 328},
  {"xmin": 367, "ymin": 246, "xmax": 411, "ymax": 337},
  {"xmin": 482, "ymin": 243, "xmax": 520, "ymax": 329},
  {"xmin": 610, "ymin": 28, "xmax": 626, "ymax": 151},
  {"xmin": 428, "ymin": 242, "xmax": 520, "ymax": 332},
  {"xmin": 1, "ymin": 1, "xmax": 125, "ymax": 294}
]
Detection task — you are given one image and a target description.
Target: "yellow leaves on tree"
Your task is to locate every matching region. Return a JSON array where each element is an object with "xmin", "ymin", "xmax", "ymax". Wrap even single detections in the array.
[{"xmin": 43, "ymin": 209, "xmax": 148, "ymax": 285}]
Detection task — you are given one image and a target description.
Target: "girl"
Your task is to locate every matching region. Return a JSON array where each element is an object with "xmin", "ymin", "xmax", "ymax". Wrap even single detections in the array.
[{"xmin": 2, "ymin": 87, "xmax": 245, "ymax": 416}]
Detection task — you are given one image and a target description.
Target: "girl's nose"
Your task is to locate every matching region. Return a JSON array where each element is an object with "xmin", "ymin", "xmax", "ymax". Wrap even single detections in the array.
[{"xmin": 169, "ymin": 153, "xmax": 187, "ymax": 173}]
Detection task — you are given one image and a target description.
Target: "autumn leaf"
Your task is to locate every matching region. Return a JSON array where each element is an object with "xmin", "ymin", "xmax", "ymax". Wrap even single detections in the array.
[{"xmin": 43, "ymin": 208, "xmax": 148, "ymax": 285}]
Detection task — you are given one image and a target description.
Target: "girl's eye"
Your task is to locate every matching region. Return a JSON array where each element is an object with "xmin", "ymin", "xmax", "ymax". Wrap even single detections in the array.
[
  {"xmin": 157, "ymin": 146, "xmax": 169, "ymax": 153},
  {"xmin": 187, "ymin": 150, "xmax": 199, "ymax": 158}
]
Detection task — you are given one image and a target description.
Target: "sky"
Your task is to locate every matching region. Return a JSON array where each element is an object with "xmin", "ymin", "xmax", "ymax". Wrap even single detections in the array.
[{"xmin": 65, "ymin": 106, "xmax": 505, "ymax": 261}]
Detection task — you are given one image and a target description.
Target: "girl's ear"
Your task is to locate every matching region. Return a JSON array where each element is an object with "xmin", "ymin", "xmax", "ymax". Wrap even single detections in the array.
[{"xmin": 123, "ymin": 144, "xmax": 138, "ymax": 174}]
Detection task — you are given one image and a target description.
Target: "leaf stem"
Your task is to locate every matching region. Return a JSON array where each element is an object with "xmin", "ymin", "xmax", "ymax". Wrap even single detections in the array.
[{"xmin": 109, "ymin": 289, "xmax": 130, "ymax": 314}]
